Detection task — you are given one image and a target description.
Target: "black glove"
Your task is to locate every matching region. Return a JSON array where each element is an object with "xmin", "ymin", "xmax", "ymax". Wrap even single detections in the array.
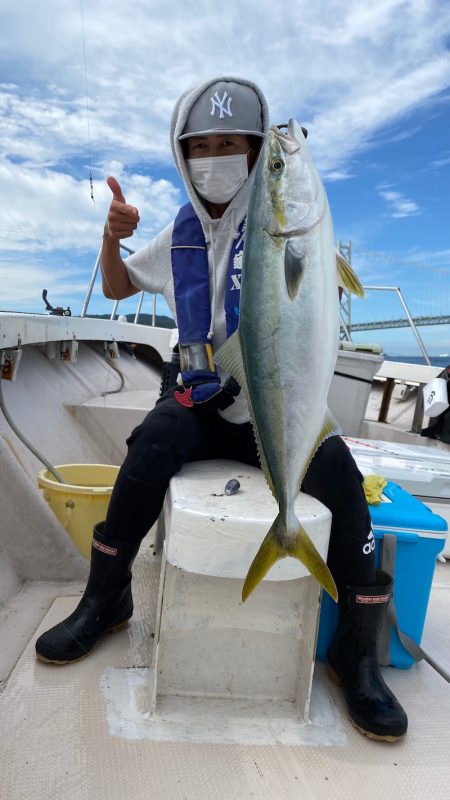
[{"xmin": 193, "ymin": 376, "xmax": 241, "ymax": 414}]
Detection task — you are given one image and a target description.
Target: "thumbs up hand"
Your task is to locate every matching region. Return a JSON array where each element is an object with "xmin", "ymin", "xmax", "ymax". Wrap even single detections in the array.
[{"xmin": 105, "ymin": 176, "xmax": 140, "ymax": 240}]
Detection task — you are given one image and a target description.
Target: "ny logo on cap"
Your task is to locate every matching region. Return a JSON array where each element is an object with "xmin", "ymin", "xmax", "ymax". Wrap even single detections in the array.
[{"xmin": 210, "ymin": 91, "xmax": 233, "ymax": 119}]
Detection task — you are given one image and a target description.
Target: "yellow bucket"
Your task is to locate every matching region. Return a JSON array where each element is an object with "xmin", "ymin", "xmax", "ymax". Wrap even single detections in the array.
[{"xmin": 38, "ymin": 464, "xmax": 120, "ymax": 559}]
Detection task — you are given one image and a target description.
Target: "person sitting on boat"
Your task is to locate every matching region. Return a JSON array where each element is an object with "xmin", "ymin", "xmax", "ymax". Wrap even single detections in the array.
[{"xmin": 35, "ymin": 76, "xmax": 407, "ymax": 743}]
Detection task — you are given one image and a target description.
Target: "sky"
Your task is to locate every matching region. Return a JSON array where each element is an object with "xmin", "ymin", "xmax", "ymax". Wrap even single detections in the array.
[{"xmin": 1, "ymin": 0, "xmax": 450, "ymax": 357}]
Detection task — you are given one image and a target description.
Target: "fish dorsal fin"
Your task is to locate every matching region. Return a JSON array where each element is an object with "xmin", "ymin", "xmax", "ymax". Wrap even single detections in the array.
[
  {"xmin": 214, "ymin": 331, "xmax": 278, "ymax": 501},
  {"xmin": 298, "ymin": 410, "xmax": 342, "ymax": 490},
  {"xmin": 336, "ymin": 251, "xmax": 364, "ymax": 297},
  {"xmin": 285, "ymin": 240, "xmax": 305, "ymax": 300}
]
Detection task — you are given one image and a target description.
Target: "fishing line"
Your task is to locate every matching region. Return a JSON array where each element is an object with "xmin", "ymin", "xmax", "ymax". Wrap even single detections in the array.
[
  {"xmin": 80, "ymin": 0, "xmax": 94, "ymax": 203},
  {"xmin": 79, "ymin": 2, "xmax": 120, "ymax": 303},
  {"xmin": 79, "ymin": 0, "xmax": 121, "ymax": 303},
  {"xmin": 79, "ymin": 6, "xmax": 133, "ymax": 319},
  {"xmin": 79, "ymin": 0, "xmax": 123, "ymax": 400}
]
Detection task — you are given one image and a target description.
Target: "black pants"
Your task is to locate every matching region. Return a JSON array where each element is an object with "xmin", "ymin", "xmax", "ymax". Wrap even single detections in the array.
[{"xmin": 104, "ymin": 389, "xmax": 376, "ymax": 587}]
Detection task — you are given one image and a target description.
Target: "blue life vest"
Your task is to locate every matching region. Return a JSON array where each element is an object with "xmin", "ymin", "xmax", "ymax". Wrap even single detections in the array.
[{"xmin": 171, "ymin": 202, "xmax": 245, "ymax": 402}]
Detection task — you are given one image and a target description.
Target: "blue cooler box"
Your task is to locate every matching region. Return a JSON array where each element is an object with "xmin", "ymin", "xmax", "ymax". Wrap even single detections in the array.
[{"xmin": 316, "ymin": 481, "xmax": 447, "ymax": 668}]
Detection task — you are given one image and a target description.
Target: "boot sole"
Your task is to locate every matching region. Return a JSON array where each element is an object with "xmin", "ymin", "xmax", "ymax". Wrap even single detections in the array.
[
  {"xmin": 326, "ymin": 663, "xmax": 406, "ymax": 743},
  {"xmin": 350, "ymin": 717, "xmax": 405, "ymax": 743},
  {"xmin": 35, "ymin": 619, "xmax": 131, "ymax": 666}
]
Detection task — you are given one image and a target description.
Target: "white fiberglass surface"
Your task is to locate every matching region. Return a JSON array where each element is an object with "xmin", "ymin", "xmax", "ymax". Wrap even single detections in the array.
[{"xmin": 1, "ymin": 552, "xmax": 450, "ymax": 800}]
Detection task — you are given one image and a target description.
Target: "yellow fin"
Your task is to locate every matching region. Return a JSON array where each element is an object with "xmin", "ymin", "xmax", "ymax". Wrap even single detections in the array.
[
  {"xmin": 242, "ymin": 522, "xmax": 282, "ymax": 602},
  {"xmin": 298, "ymin": 411, "xmax": 341, "ymax": 490},
  {"xmin": 242, "ymin": 515, "xmax": 338, "ymax": 603},
  {"xmin": 214, "ymin": 330, "xmax": 247, "ymax": 390},
  {"xmin": 296, "ymin": 524, "xmax": 338, "ymax": 602},
  {"xmin": 336, "ymin": 251, "xmax": 364, "ymax": 298}
]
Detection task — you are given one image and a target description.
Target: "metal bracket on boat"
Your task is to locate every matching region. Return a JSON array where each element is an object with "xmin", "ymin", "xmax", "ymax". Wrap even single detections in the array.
[
  {"xmin": 42, "ymin": 289, "xmax": 71, "ymax": 317},
  {"xmin": 1, "ymin": 348, "xmax": 23, "ymax": 382},
  {"xmin": 104, "ymin": 340, "xmax": 120, "ymax": 360},
  {"xmin": 60, "ymin": 339, "xmax": 78, "ymax": 363}
]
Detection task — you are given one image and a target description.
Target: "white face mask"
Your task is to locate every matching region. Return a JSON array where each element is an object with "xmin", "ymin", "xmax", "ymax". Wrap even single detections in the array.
[{"xmin": 186, "ymin": 153, "xmax": 249, "ymax": 204}]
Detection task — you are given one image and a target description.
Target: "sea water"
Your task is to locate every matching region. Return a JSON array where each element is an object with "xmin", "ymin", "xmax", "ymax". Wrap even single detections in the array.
[{"xmin": 385, "ymin": 354, "xmax": 450, "ymax": 369}]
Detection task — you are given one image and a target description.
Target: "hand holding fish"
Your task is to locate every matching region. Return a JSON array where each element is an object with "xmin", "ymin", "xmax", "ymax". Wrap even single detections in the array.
[{"xmin": 105, "ymin": 176, "xmax": 140, "ymax": 240}]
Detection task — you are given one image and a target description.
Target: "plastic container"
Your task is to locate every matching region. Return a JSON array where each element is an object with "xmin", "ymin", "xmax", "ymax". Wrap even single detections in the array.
[
  {"xmin": 38, "ymin": 464, "xmax": 120, "ymax": 559},
  {"xmin": 328, "ymin": 348, "xmax": 384, "ymax": 436},
  {"xmin": 343, "ymin": 436, "xmax": 450, "ymax": 557},
  {"xmin": 422, "ymin": 376, "xmax": 449, "ymax": 417},
  {"xmin": 316, "ymin": 481, "xmax": 447, "ymax": 668}
]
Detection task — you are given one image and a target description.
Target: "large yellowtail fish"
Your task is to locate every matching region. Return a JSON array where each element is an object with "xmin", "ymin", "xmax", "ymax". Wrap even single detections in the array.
[{"xmin": 215, "ymin": 120, "xmax": 361, "ymax": 603}]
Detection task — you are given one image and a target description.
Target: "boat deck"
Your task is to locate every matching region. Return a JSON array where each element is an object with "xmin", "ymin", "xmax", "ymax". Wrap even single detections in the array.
[
  {"xmin": 1, "ymin": 547, "xmax": 449, "ymax": 800},
  {"xmin": 1, "ymin": 326, "xmax": 450, "ymax": 797}
]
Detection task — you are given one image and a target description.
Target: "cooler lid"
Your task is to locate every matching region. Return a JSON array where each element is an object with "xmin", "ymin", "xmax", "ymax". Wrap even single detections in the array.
[
  {"xmin": 343, "ymin": 437, "xmax": 450, "ymax": 500},
  {"xmin": 369, "ymin": 481, "xmax": 448, "ymax": 534}
]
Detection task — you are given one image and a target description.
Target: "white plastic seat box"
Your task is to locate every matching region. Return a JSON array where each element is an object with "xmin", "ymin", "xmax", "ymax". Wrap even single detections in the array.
[{"xmin": 151, "ymin": 459, "xmax": 332, "ymax": 724}]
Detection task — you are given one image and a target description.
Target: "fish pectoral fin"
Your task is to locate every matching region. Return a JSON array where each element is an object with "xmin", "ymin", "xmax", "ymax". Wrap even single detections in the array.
[
  {"xmin": 242, "ymin": 519, "xmax": 284, "ymax": 602},
  {"xmin": 336, "ymin": 251, "xmax": 364, "ymax": 297},
  {"xmin": 285, "ymin": 239, "xmax": 306, "ymax": 300},
  {"xmin": 242, "ymin": 516, "xmax": 338, "ymax": 603}
]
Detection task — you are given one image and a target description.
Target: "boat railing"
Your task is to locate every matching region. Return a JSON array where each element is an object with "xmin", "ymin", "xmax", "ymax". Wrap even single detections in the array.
[
  {"xmin": 83, "ymin": 257, "xmax": 431, "ymax": 368},
  {"xmin": 80, "ymin": 243, "xmax": 158, "ymax": 325},
  {"xmin": 341, "ymin": 285, "xmax": 432, "ymax": 366}
]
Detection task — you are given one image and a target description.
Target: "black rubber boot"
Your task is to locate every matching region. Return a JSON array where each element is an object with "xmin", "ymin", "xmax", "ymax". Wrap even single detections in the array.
[
  {"xmin": 327, "ymin": 569, "xmax": 408, "ymax": 741},
  {"xmin": 35, "ymin": 523, "xmax": 141, "ymax": 665}
]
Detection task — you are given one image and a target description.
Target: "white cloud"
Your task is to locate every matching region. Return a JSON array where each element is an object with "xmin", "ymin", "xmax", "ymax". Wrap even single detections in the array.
[
  {"xmin": 324, "ymin": 169, "xmax": 355, "ymax": 182},
  {"xmin": 0, "ymin": 256, "xmax": 174, "ymax": 318},
  {"xmin": 0, "ymin": 259, "xmax": 88, "ymax": 310},
  {"xmin": 1, "ymin": 0, "xmax": 450, "ymax": 315},
  {"xmin": 2, "ymin": 0, "xmax": 450, "ymax": 173},
  {"xmin": 0, "ymin": 153, "xmax": 181, "ymax": 312},
  {"xmin": 377, "ymin": 184, "xmax": 420, "ymax": 218},
  {"xmin": 429, "ymin": 151, "xmax": 450, "ymax": 168},
  {"xmin": 0, "ymin": 157, "xmax": 181, "ymax": 253}
]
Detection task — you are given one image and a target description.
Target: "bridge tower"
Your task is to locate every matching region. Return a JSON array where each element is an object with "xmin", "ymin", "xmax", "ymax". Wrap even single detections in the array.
[{"xmin": 338, "ymin": 240, "xmax": 352, "ymax": 341}]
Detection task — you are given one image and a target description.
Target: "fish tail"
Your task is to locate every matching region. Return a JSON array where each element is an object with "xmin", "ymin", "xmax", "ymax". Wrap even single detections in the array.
[
  {"xmin": 242, "ymin": 515, "xmax": 338, "ymax": 603},
  {"xmin": 242, "ymin": 516, "xmax": 284, "ymax": 602},
  {"xmin": 295, "ymin": 523, "xmax": 338, "ymax": 602}
]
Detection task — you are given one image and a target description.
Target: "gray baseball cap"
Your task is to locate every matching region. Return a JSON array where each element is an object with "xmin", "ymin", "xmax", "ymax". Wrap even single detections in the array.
[{"xmin": 179, "ymin": 80, "xmax": 265, "ymax": 140}]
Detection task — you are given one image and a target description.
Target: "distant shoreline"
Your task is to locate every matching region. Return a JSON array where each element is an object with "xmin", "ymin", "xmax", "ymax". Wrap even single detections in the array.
[{"xmin": 385, "ymin": 354, "xmax": 449, "ymax": 368}]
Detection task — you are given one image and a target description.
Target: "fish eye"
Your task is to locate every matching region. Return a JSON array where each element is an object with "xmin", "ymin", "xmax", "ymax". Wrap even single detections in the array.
[{"xmin": 271, "ymin": 158, "xmax": 284, "ymax": 173}]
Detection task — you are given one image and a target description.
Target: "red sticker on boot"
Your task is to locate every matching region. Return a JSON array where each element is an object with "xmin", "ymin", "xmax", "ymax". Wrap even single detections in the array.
[
  {"xmin": 356, "ymin": 594, "xmax": 390, "ymax": 604},
  {"xmin": 92, "ymin": 539, "xmax": 118, "ymax": 556},
  {"xmin": 174, "ymin": 387, "xmax": 194, "ymax": 407}
]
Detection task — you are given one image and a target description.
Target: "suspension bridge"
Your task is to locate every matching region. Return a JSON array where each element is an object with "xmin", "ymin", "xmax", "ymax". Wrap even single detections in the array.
[
  {"xmin": 347, "ymin": 315, "xmax": 450, "ymax": 332},
  {"xmin": 338, "ymin": 241, "xmax": 450, "ymax": 335}
]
